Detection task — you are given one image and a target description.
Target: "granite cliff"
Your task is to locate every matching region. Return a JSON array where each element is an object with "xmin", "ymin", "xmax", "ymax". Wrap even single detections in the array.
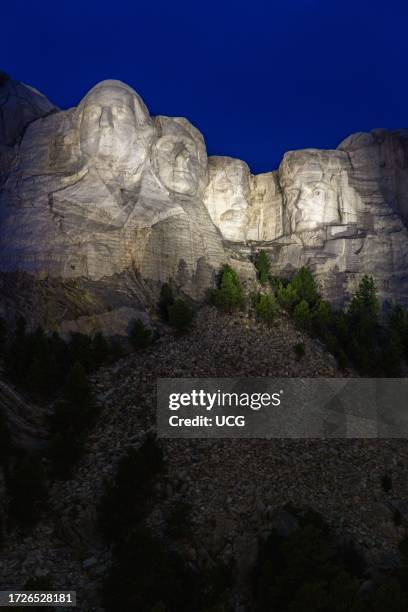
[{"xmin": 1, "ymin": 74, "xmax": 408, "ymax": 331}]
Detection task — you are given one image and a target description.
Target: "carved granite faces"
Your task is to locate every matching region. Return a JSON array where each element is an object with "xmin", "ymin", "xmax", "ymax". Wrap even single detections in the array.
[
  {"xmin": 269, "ymin": 139, "xmax": 408, "ymax": 307},
  {"xmin": 203, "ymin": 158, "xmax": 283, "ymax": 243},
  {"xmin": 280, "ymin": 150, "xmax": 361, "ymax": 235},
  {"xmin": 153, "ymin": 116, "xmax": 207, "ymax": 197},
  {"xmin": 204, "ymin": 157, "xmax": 250, "ymax": 242},
  {"xmin": 0, "ymin": 79, "xmax": 226, "ymax": 302},
  {"xmin": 78, "ymin": 80, "xmax": 154, "ymax": 187},
  {"xmin": 1, "ymin": 76, "xmax": 408, "ymax": 320}
]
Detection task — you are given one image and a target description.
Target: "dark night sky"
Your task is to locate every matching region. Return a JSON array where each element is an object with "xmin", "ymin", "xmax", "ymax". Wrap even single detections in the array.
[{"xmin": 2, "ymin": 0, "xmax": 407, "ymax": 173}]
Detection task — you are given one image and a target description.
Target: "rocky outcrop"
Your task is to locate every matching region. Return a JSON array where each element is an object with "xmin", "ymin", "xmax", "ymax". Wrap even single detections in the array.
[
  {"xmin": 0, "ymin": 80, "xmax": 226, "ymax": 319},
  {"xmin": 0, "ymin": 377, "xmax": 49, "ymax": 451},
  {"xmin": 272, "ymin": 137, "xmax": 408, "ymax": 307},
  {"xmin": 0, "ymin": 74, "xmax": 58, "ymax": 185},
  {"xmin": 0, "ymin": 75, "xmax": 57, "ymax": 147},
  {"xmin": 0, "ymin": 76, "xmax": 408, "ymax": 326}
]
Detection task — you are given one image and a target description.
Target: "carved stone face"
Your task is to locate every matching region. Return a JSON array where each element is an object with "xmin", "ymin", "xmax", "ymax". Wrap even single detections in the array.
[
  {"xmin": 203, "ymin": 157, "xmax": 250, "ymax": 242},
  {"xmin": 153, "ymin": 117, "xmax": 206, "ymax": 196},
  {"xmin": 280, "ymin": 151, "xmax": 360, "ymax": 234},
  {"xmin": 284, "ymin": 177, "xmax": 340, "ymax": 232},
  {"xmin": 78, "ymin": 80, "xmax": 154, "ymax": 181}
]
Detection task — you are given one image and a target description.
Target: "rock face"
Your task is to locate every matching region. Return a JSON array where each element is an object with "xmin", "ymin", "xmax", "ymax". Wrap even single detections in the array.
[
  {"xmin": 203, "ymin": 157, "xmax": 282, "ymax": 242},
  {"xmin": 0, "ymin": 74, "xmax": 58, "ymax": 184},
  {"xmin": 0, "ymin": 80, "xmax": 226, "ymax": 305},
  {"xmin": 0, "ymin": 75, "xmax": 408, "ymax": 328},
  {"xmin": 269, "ymin": 137, "xmax": 408, "ymax": 307},
  {"xmin": 0, "ymin": 75, "xmax": 58, "ymax": 147}
]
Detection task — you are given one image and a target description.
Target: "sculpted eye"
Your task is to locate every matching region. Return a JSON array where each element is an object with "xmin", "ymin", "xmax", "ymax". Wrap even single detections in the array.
[
  {"xmin": 113, "ymin": 107, "xmax": 128, "ymax": 116},
  {"xmin": 84, "ymin": 106, "xmax": 100, "ymax": 117},
  {"xmin": 313, "ymin": 189, "xmax": 321, "ymax": 197}
]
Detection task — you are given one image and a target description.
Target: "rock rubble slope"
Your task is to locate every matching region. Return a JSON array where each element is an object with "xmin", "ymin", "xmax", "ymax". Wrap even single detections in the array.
[{"xmin": 0, "ymin": 308, "xmax": 406, "ymax": 610}]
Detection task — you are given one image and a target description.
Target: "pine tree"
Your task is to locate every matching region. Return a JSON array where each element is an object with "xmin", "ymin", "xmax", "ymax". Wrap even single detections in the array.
[
  {"xmin": 293, "ymin": 299, "xmax": 311, "ymax": 328},
  {"xmin": 214, "ymin": 264, "xmax": 245, "ymax": 312},
  {"xmin": 91, "ymin": 331, "xmax": 110, "ymax": 367},
  {"xmin": 158, "ymin": 283, "xmax": 175, "ymax": 321},
  {"xmin": 291, "ymin": 267, "xmax": 320, "ymax": 307},
  {"xmin": 348, "ymin": 275, "xmax": 379, "ymax": 324},
  {"xmin": 255, "ymin": 293, "xmax": 279, "ymax": 325},
  {"xmin": 168, "ymin": 299, "xmax": 194, "ymax": 332},
  {"xmin": 255, "ymin": 250, "xmax": 270, "ymax": 285},
  {"xmin": 130, "ymin": 319, "xmax": 152, "ymax": 349},
  {"xmin": 346, "ymin": 276, "xmax": 379, "ymax": 373},
  {"xmin": 7, "ymin": 453, "xmax": 47, "ymax": 525},
  {"xmin": 64, "ymin": 362, "xmax": 93, "ymax": 410}
]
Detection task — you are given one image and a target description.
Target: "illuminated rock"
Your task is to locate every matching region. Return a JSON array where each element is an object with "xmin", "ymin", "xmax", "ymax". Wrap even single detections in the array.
[
  {"xmin": 268, "ymin": 137, "xmax": 408, "ymax": 307},
  {"xmin": 1, "ymin": 75, "xmax": 408, "ymax": 325},
  {"xmin": 203, "ymin": 157, "xmax": 283, "ymax": 242},
  {"xmin": 0, "ymin": 80, "xmax": 226, "ymax": 306}
]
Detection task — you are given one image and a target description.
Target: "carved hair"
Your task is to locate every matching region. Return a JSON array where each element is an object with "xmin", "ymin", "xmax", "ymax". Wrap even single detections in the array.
[{"xmin": 76, "ymin": 79, "xmax": 153, "ymax": 129}]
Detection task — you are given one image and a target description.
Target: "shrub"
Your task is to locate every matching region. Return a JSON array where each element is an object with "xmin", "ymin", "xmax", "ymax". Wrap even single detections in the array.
[
  {"xmin": 276, "ymin": 283, "xmax": 299, "ymax": 311},
  {"xmin": 103, "ymin": 525, "xmax": 231, "ymax": 612},
  {"xmin": 64, "ymin": 362, "xmax": 93, "ymax": 409},
  {"xmin": 253, "ymin": 511, "xmax": 370, "ymax": 612},
  {"xmin": 380, "ymin": 331, "xmax": 403, "ymax": 376},
  {"xmin": 348, "ymin": 275, "xmax": 379, "ymax": 323},
  {"xmin": 4, "ymin": 316, "xmax": 30, "ymax": 385},
  {"xmin": 388, "ymin": 303, "xmax": 408, "ymax": 359},
  {"xmin": 98, "ymin": 435, "xmax": 164, "ymax": 543},
  {"xmin": 68, "ymin": 332, "xmax": 95, "ymax": 373},
  {"xmin": 6, "ymin": 453, "xmax": 47, "ymax": 526},
  {"xmin": 291, "ymin": 267, "xmax": 320, "ymax": 307},
  {"xmin": 158, "ymin": 283, "xmax": 175, "ymax": 322},
  {"xmin": 109, "ymin": 338, "xmax": 124, "ymax": 360},
  {"xmin": 343, "ymin": 276, "xmax": 380, "ymax": 374},
  {"xmin": 255, "ymin": 250, "xmax": 270, "ymax": 285},
  {"xmin": 91, "ymin": 331, "xmax": 110, "ymax": 367},
  {"xmin": 293, "ymin": 299, "xmax": 311, "ymax": 328},
  {"xmin": 311, "ymin": 300, "xmax": 333, "ymax": 336},
  {"xmin": 168, "ymin": 299, "xmax": 194, "ymax": 332},
  {"xmin": 255, "ymin": 293, "xmax": 279, "ymax": 325},
  {"xmin": 48, "ymin": 429, "xmax": 82, "ymax": 480},
  {"xmin": 293, "ymin": 343, "xmax": 305, "ymax": 360},
  {"xmin": 367, "ymin": 578, "xmax": 408, "ymax": 612},
  {"xmin": 48, "ymin": 363, "xmax": 95, "ymax": 478},
  {"xmin": 130, "ymin": 319, "xmax": 152, "ymax": 349},
  {"xmin": 213, "ymin": 264, "xmax": 245, "ymax": 313}
]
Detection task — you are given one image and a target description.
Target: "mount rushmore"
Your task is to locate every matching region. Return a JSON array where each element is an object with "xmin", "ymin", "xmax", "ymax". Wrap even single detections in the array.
[{"xmin": 1, "ymin": 74, "xmax": 408, "ymax": 330}]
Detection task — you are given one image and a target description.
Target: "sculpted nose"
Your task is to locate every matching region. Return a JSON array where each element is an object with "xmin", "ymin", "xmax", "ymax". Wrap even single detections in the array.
[
  {"xmin": 100, "ymin": 106, "xmax": 113, "ymax": 129},
  {"xmin": 175, "ymin": 144, "xmax": 189, "ymax": 170}
]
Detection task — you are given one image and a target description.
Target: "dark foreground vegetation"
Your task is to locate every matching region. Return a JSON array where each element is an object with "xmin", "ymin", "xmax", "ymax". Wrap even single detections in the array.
[
  {"xmin": 1, "ymin": 259, "xmax": 408, "ymax": 609},
  {"xmin": 94, "ymin": 432, "xmax": 408, "ymax": 612},
  {"xmin": 0, "ymin": 261, "xmax": 406, "ymax": 531},
  {"xmin": 214, "ymin": 252, "xmax": 408, "ymax": 376},
  {"xmin": 98, "ymin": 435, "xmax": 232, "ymax": 612}
]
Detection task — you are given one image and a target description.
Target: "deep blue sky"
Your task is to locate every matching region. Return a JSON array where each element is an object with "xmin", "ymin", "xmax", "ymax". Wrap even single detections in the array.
[{"xmin": 2, "ymin": 0, "xmax": 407, "ymax": 173}]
